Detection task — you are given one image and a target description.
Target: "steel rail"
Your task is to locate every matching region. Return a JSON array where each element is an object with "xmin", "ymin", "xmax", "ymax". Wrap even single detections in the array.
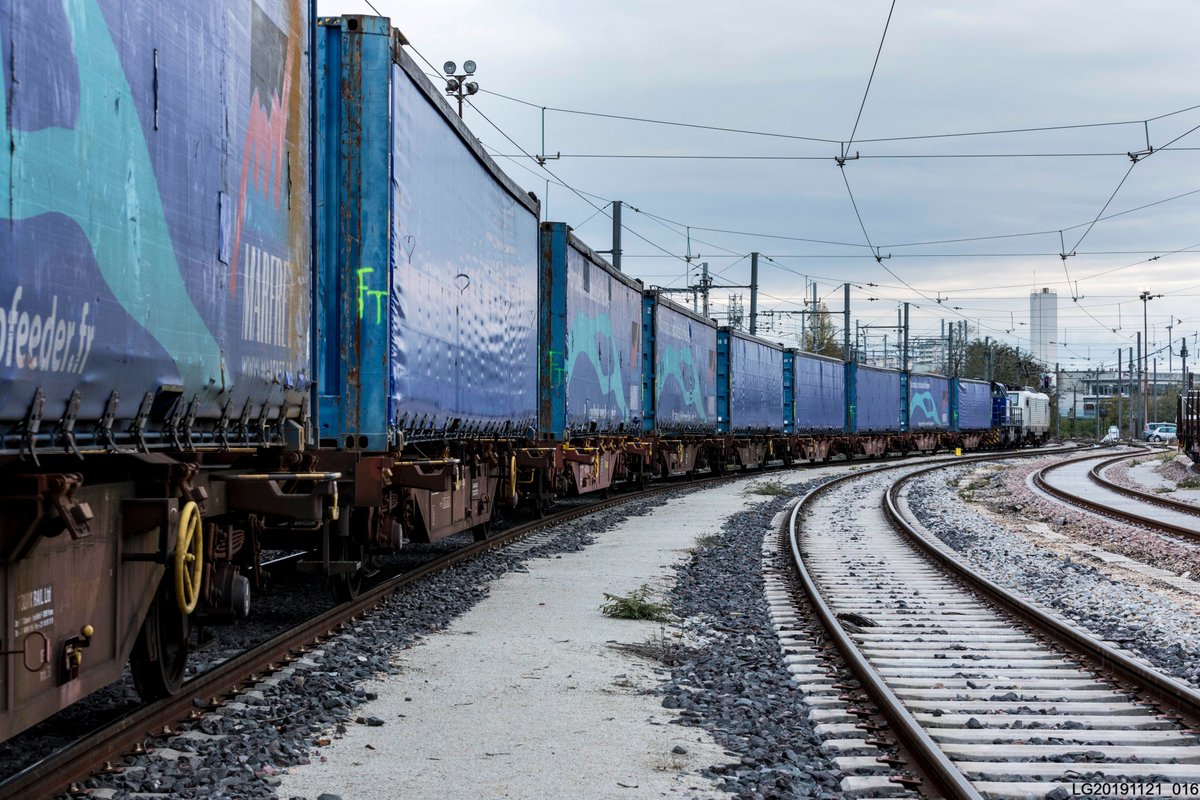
[
  {"xmin": 783, "ymin": 444, "xmax": 1200, "ymax": 799},
  {"xmin": 1087, "ymin": 451, "xmax": 1200, "ymax": 518},
  {"xmin": 0, "ymin": 478, "xmax": 701, "ymax": 800},
  {"xmin": 886, "ymin": 463, "xmax": 1200, "ymax": 725},
  {"xmin": 1033, "ymin": 449, "xmax": 1200, "ymax": 540},
  {"xmin": 2, "ymin": 444, "xmax": 1072, "ymax": 798},
  {"xmin": 788, "ymin": 477, "xmax": 984, "ymax": 800},
  {"xmin": 783, "ymin": 446, "xmax": 1075, "ymax": 799}
]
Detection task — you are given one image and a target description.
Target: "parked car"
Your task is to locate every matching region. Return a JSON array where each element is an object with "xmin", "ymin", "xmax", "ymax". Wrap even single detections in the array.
[
  {"xmin": 1145, "ymin": 423, "xmax": 1178, "ymax": 443},
  {"xmin": 1102, "ymin": 425, "xmax": 1120, "ymax": 442}
]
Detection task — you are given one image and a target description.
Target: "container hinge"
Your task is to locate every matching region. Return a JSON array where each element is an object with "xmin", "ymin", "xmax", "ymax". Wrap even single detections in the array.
[
  {"xmin": 96, "ymin": 391, "xmax": 120, "ymax": 451},
  {"xmin": 257, "ymin": 401, "xmax": 272, "ymax": 444},
  {"xmin": 216, "ymin": 399, "xmax": 233, "ymax": 450},
  {"xmin": 166, "ymin": 395, "xmax": 187, "ymax": 450},
  {"xmin": 235, "ymin": 398, "xmax": 253, "ymax": 445},
  {"xmin": 56, "ymin": 389, "xmax": 83, "ymax": 459},
  {"xmin": 273, "ymin": 402, "xmax": 290, "ymax": 444},
  {"xmin": 181, "ymin": 395, "xmax": 199, "ymax": 451},
  {"xmin": 19, "ymin": 388, "xmax": 46, "ymax": 466},
  {"xmin": 130, "ymin": 391, "xmax": 154, "ymax": 453}
]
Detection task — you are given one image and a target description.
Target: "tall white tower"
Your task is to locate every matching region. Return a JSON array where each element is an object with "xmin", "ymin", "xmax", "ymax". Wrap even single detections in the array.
[{"xmin": 1029, "ymin": 287, "xmax": 1057, "ymax": 365}]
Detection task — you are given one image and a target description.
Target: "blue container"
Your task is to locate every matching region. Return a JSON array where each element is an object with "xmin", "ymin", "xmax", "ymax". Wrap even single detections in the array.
[
  {"xmin": 0, "ymin": 0, "xmax": 313, "ymax": 451},
  {"xmin": 718, "ymin": 330, "xmax": 784, "ymax": 433},
  {"xmin": 908, "ymin": 373, "xmax": 950, "ymax": 430},
  {"xmin": 539, "ymin": 223, "xmax": 643, "ymax": 438},
  {"xmin": 316, "ymin": 16, "xmax": 539, "ymax": 448},
  {"xmin": 792, "ymin": 351, "xmax": 846, "ymax": 433},
  {"xmin": 955, "ymin": 378, "xmax": 993, "ymax": 431},
  {"xmin": 852, "ymin": 365, "xmax": 903, "ymax": 433},
  {"xmin": 642, "ymin": 293, "xmax": 717, "ymax": 434}
]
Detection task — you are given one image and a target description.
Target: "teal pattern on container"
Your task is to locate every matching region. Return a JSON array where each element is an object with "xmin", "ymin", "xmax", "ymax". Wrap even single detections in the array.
[
  {"xmin": 0, "ymin": 0, "xmax": 223, "ymax": 391},
  {"xmin": 563, "ymin": 243, "xmax": 642, "ymax": 429},
  {"xmin": 654, "ymin": 302, "xmax": 717, "ymax": 430}
]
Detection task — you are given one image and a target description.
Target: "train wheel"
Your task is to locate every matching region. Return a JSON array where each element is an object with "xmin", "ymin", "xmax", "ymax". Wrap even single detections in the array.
[
  {"xmin": 471, "ymin": 520, "xmax": 492, "ymax": 542},
  {"xmin": 130, "ymin": 578, "xmax": 190, "ymax": 701},
  {"xmin": 330, "ymin": 535, "xmax": 365, "ymax": 603}
]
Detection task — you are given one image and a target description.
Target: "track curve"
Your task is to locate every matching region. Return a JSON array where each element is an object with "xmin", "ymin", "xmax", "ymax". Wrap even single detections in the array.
[
  {"xmin": 1034, "ymin": 450, "xmax": 1200, "ymax": 541},
  {"xmin": 788, "ymin": 452, "xmax": 1200, "ymax": 798}
]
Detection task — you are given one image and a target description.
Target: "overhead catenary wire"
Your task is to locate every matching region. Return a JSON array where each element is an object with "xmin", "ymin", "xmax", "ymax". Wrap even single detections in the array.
[
  {"xmin": 466, "ymin": 97, "xmax": 693, "ymax": 268},
  {"xmin": 478, "ymin": 89, "xmax": 1200, "ymax": 150},
  {"xmin": 387, "ymin": 15, "xmax": 1199, "ymax": 365}
]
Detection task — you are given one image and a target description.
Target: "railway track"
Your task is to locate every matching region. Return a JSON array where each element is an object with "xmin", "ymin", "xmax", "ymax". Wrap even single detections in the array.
[
  {"xmin": 0, "ymin": 446, "xmax": 1084, "ymax": 798},
  {"xmin": 786, "ymin": 452, "xmax": 1200, "ymax": 799},
  {"xmin": 0, "ymin": 477, "xmax": 714, "ymax": 800},
  {"xmin": 2, "ymin": 453, "xmax": 868, "ymax": 800},
  {"xmin": 1033, "ymin": 449, "xmax": 1200, "ymax": 541}
]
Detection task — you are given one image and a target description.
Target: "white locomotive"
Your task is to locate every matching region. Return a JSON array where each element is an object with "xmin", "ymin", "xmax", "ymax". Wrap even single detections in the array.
[{"xmin": 1003, "ymin": 388, "xmax": 1052, "ymax": 445}]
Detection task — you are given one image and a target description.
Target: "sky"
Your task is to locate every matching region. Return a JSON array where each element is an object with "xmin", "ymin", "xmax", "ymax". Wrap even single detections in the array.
[{"xmin": 319, "ymin": 0, "xmax": 1200, "ymax": 374}]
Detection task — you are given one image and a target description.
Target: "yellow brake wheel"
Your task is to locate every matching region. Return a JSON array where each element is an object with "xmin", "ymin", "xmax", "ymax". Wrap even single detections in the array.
[{"xmin": 174, "ymin": 501, "xmax": 204, "ymax": 614}]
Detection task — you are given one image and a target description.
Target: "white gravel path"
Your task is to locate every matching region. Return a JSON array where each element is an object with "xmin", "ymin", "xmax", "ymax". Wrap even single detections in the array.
[{"xmin": 278, "ymin": 477, "xmax": 782, "ymax": 800}]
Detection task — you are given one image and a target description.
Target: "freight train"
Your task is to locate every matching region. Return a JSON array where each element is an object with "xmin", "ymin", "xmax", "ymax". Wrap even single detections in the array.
[
  {"xmin": 1180, "ymin": 389, "xmax": 1200, "ymax": 463},
  {"xmin": 0, "ymin": 3, "xmax": 1050, "ymax": 742}
]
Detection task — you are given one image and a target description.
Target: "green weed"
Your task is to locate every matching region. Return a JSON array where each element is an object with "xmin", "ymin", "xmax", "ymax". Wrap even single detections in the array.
[{"xmin": 601, "ymin": 584, "xmax": 672, "ymax": 622}]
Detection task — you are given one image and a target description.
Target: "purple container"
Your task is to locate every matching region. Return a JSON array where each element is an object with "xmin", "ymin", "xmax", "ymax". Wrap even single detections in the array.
[
  {"xmin": 0, "ymin": 0, "xmax": 313, "ymax": 451},
  {"xmin": 909, "ymin": 373, "xmax": 950, "ymax": 430},
  {"xmin": 793, "ymin": 352, "xmax": 845, "ymax": 433},
  {"xmin": 648, "ymin": 295, "xmax": 717, "ymax": 433},
  {"xmin": 727, "ymin": 332, "xmax": 785, "ymax": 432},
  {"xmin": 957, "ymin": 378, "xmax": 993, "ymax": 431},
  {"xmin": 854, "ymin": 365, "xmax": 902, "ymax": 433},
  {"xmin": 388, "ymin": 56, "xmax": 539, "ymax": 433}
]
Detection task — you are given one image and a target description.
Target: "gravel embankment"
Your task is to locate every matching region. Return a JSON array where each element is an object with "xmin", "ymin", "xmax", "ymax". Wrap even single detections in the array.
[
  {"xmin": 1105, "ymin": 453, "xmax": 1200, "ymax": 506},
  {"xmin": 68, "ymin": 479, "xmax": 844, "ymax": 799},
  {"xmin": 661, "ymin": 479, "xmax": 843, "ymax": 800},
  {"xmin": 907, "ymin": 465, "xmax": 1200, "ymax": 687}
]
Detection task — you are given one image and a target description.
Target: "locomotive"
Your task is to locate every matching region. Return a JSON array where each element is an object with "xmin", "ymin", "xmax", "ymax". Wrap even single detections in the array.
[{"xmin": 0, "ymin": 3, "xmax": 1047, "ymax": 742}]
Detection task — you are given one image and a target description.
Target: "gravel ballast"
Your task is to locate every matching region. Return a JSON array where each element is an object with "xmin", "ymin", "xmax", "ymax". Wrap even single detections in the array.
[
  {"xmin": 905, "ymin": 464, "xmax": 1200, "ymax": 687},
  {"xmin": 70, "ymin": 472, "xmax": 845, "ymax": 799}
]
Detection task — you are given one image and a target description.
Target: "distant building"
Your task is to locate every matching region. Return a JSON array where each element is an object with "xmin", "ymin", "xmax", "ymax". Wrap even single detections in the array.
[{"xmin": 1029, "ymin": 288, "xmax": 1057, "ymax": 366}]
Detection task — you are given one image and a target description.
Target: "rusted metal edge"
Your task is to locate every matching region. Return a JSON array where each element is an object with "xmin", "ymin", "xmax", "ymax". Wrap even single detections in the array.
[
  {"xmin": 788, "ymin": 471, "xmax": 984, "ymax": 800},
  {"xmin": 1033, "ymin": 451, "xmax": 1200, "ymax": 540},
  {"xmin": 887, "ymin": 466, "xmax": 1200, "ymax": 727}
]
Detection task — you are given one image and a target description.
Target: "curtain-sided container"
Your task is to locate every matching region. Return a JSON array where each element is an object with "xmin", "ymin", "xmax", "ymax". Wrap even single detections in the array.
[
  {"xmin": 717, "ymin": 330, "xmax": 785, "ymax": 433},
  {"xmin": 791, "ymin": 351, "xmax": 846, "ymax": 433},
  {"xmin": 539, "ymin": 223, "xmax": 643, "ymax": 438},
  {"xmin": 316, "ymin": 16, "xmax": 539, "ymax": 448},
  {"xmin": 908, "ymin": 372, "xmax": 950, "ymax": 430},
  {"xmin": 0, "ymin": 0, "xmax": 313, "ymax": 452},
  {"xmin": 954, "ymin": 378, "xmax": 993, "ymax": 431},
  {"xmin": 642, "ymin": 292, "xmax": 718, "ymax": 434},
  {"xmin": 851, "ymin": 364, "xmax": 903, "ymax": 433}
]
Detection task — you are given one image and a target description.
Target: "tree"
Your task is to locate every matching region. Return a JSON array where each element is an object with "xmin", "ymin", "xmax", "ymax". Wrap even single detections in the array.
[
  {"xmin": 802, "ymin": 302, "xmax": 845, "ymax": 359},
  {"xmin": 960, "ymin": 339, "xmax": 1048, "ymax": 387}
]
